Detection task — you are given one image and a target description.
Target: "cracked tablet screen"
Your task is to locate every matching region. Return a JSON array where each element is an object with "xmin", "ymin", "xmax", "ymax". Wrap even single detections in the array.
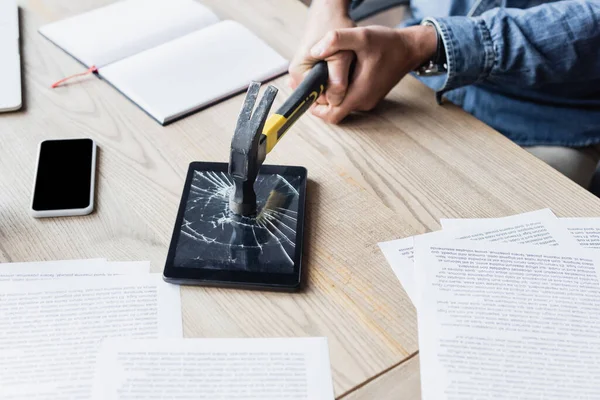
[{"xmin": 173, "ymin": 170, "xmax": 302, "ymax": 273}]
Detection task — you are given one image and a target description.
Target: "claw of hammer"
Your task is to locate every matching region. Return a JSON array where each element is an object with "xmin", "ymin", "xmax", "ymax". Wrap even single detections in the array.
[{"xmin": 228, "ymin": 82, "xmax": 278, "ymax": 216}]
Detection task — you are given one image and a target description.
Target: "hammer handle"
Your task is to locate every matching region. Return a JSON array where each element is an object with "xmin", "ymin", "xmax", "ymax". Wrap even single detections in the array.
[{"xmin": 262, "ymin": 61, "xmax": 329, "ymax": 154}]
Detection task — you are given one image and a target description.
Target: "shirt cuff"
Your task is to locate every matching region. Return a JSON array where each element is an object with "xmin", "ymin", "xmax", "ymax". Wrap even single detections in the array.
[{"xmin": 423, "ymin": 16, "xmax": 496, "ymax": 93}]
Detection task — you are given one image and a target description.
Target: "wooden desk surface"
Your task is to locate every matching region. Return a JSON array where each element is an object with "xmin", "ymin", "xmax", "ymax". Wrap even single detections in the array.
[{"xmin": 3, "ymin": 0, "xmax": 600, "ymax": 398}]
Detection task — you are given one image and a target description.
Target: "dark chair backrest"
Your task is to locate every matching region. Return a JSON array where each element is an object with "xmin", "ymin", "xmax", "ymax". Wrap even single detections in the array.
[{"xmin": 349, "ymin": 0, "xmax": 410, "ymax": 22}]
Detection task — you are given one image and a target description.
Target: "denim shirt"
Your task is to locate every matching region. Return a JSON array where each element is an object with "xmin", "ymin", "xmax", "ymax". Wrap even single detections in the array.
[{"xmin": 356, "ymin": 0, "xmax": 600, "ymax": 147}]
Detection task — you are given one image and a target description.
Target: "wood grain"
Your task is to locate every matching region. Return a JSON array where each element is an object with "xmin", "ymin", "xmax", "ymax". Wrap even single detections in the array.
[
  {"xmin": 342, "ymin": 354, "xmax": 421, "ymax": 400},
  {"xmin": 3, "ymin": 0, "xmax": 600, "ymax": 397}
]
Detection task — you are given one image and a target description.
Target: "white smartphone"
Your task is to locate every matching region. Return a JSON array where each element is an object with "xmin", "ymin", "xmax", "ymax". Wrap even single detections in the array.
[{"xmin": 30, "ymin": 138, "xmax": 97, "ymax": 218}]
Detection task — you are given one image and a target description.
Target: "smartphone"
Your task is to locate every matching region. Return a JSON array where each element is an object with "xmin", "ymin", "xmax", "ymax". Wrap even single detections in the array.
[{"xmin": 30, "ymin": 138, "xmax": 97, "ymax": 218}]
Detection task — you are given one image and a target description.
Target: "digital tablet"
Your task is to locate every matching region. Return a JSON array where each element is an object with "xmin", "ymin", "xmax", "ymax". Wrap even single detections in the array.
[{"xmin": 163, "ymin": 162, "xmax": 307, "ymax": 291}]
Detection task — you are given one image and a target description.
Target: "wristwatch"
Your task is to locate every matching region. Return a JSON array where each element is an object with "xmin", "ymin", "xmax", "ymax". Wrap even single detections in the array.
[{"xmin": 415, "ymin": 21, "xmax": 448, "ymax": 76}]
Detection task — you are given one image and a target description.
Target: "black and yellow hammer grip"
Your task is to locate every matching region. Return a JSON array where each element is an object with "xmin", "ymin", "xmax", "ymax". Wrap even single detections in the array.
[{"xmin": 262, "ymin": 61, "xmax": 329, "ymax": 153}]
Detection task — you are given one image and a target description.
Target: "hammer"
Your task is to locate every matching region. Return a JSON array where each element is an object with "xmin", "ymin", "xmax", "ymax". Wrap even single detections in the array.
[{"xmin": 228, "ymin": 62, "xmax": 328, "ymax": 216}]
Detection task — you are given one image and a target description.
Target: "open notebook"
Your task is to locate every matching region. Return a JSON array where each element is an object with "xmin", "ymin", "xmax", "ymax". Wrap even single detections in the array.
[{"xmin": 39, "ymin": 0, "xmax": 288, "ymax": 125}]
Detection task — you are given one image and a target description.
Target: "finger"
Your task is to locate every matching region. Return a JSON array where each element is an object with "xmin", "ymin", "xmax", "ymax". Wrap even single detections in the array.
[
  {"xmin": 310, "ymin": 28, "xmax": 366, "ymax": 59},
  {"xmin": 311, "ymin": 103, "xmax": 351, "ymax": 124},
  {"xmin": 288, "ymin": 65, "xmax": 301, "ymax": 89},
  {"xmin": 311, "ymin": 62, "xmax": 364, "ymax": 123},
  {"xmin": 287, "ymin": 77, "xmax": 297, "ymax": 90},
  {"xmin": 314, "ymin": 70, "xmax": 373, "ymax": 123},
  {"xmin": 325, "ymin": 50, "xmax": 353, "ymax": 107},
  {"xmin": 316, "ymin": 92, "xmax": 327, "ymax": 105},
  {"xmin": 337, "ymin": 72, "xmax": 378, "ymax": 113},
  {"xmin": 311, "ymin": 104, "xmax": 327, "ymax": 118},
  {"xmin": 288, "ymin": 53, "xmax": 316, "ymax": 90}
]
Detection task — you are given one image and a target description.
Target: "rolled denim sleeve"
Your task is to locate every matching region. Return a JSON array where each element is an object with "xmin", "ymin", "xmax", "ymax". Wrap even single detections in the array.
[{"xmin": 424, "ymin": 0, "xmax": 600, "ymax": 93}]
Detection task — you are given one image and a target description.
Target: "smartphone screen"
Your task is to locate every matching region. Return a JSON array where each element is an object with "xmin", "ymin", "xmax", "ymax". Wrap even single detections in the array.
[{"xmin": 32, "ymin": 138, "xmax": 96, "ymax": 214}]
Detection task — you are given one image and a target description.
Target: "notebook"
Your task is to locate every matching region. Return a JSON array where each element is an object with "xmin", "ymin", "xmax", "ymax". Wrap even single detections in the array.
[
  {"xmin": 0, "ymin": 0, "xmax": 21, "ymax": 112},
  {"xmin": 39, "ymin": 0, "xmax": 288, "ymax": 125}
]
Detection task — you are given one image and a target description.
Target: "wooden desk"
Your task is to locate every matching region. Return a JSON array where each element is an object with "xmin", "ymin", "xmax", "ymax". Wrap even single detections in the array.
[{"xmin": 3, "ymin": 0, "xmax": 600, "ymax": 398}]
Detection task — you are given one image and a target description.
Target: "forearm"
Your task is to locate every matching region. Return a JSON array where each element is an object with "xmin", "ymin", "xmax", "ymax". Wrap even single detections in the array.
[
  {"xmin": 426, "ymin": 0, "xmax": 600, "ymax": 91},
  {"xmin": 310, "ymin": 0, "xmax": 351, "ymax": 13}
]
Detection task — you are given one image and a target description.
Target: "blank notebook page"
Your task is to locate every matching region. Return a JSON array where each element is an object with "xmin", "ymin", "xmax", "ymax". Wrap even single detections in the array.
[
  {"xmin": 39, "ymin": 0, "xmax": 219, "ymax": 67},
  {"xmin": 99, "ymin": 20, "xmax": 289, "ymax": 124}
]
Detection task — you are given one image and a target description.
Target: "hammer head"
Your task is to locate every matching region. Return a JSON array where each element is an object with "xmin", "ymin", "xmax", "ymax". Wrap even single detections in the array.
[{"xmin": 228, "ymin": 82, "xmax": 278, "ymax": 216}]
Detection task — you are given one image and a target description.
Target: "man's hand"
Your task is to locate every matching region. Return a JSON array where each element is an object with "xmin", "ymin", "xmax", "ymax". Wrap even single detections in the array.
[
  {"xmin": 308, "ymin": 25, "xmax": 438, "ymax": 124},
  {"xmin": 289, "ymin": 0, "xmax": 356, "ymax": 107}
]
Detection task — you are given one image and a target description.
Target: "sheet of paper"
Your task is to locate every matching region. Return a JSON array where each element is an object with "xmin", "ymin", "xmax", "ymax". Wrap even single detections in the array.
[
  {"xmin": 0, "ymin": 258, "xmax": 104, "ymax": 280},
  {"xmin": 379, "ymin": 209, "xmax": 578, "ymax": 306},
  {"xmin": 39, "ymin": 0, "xmax": 219, "ymax": 67},
  {"xmin": 445, "ymin": 210, "xmax": 578, "ymax": 247},
  {"xmin": 106, "ymin": 260, "xmax": 151, "ymax": 274},
  {"xmin": 0, "ymin": 259, "xmax": 150, "ymax": 281},
  {"xmin": 378, "ymin": 237, "xmax": 417, "ymax": 302},
  {"xmin": 559, "ymin": 218, "xmax": 600, "ymax": 249},
  {"xmin": 448, "ymin": 214, "xmax": 600, "ymax": 249},
  {"xmin": 91, "ymin": 337, "xmax": 334, "ymax": 400},
  {"xmin": 413, "ymin": 237, "xmax": 600, "ymax": 399},
  {"xmin": 1, "ymin": 258, "xmax": 105, "ymax": 267},
  {"xmin": 99, "ymin": 20, "xmax": 288, "ymax": 124},
  {"xmin": 439, "ymin": 208, "xmax": 557, "ymax": 231},
  {"xmin": 0, "ymin": 274, "xmax": 181, "ymax": 399}
]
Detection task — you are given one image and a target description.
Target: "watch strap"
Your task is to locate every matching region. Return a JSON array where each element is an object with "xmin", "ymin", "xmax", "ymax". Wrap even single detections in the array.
[{"xmin": 415, "ymin": 21, "xmax": 447, "ymax": 76}]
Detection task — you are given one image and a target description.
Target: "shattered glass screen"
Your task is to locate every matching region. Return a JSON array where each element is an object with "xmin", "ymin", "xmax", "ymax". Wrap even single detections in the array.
[{"xmin": 173, "ymin": 170, "xmax": 303, "ymax": 274}]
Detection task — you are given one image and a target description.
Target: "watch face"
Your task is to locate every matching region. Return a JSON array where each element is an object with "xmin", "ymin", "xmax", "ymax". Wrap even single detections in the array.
[{"xmin": 415, "ymin": 62, "xmax": 447, "ymax": 77}]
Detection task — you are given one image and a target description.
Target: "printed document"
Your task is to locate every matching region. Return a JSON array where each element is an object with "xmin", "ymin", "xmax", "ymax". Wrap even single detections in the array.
[
  {"xmin": 414, "ymin": 237, "xmax": 600, "ymax": 399},
  {"xmin": 91, "ymin": 337, "xmax": 335, "ymax": 400},
  {"xmin": 379, "ymin": 209, "xmax": 576, "ymax": 306},
  {"xmin": 0, "ymin": 259, "xmax": 149, "ymax": 281},
  {"xmin": 0, "ymin": 274, "xmax": 181, "ymax": 399},
  {"xmin": 559, "ymin": 217, "xmax": 600, "ymax": 249}
]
